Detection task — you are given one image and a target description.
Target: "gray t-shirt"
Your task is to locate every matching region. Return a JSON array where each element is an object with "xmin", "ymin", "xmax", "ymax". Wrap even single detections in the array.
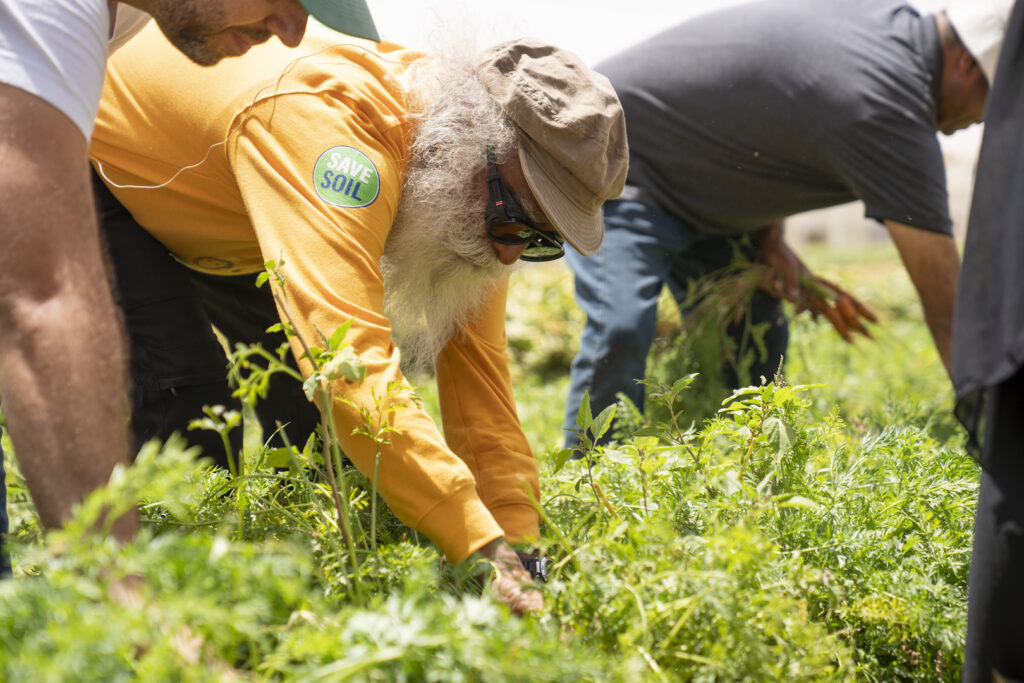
[{"xmin": 599, "ymin": 0, "xmax": 951, "ymax": 236}]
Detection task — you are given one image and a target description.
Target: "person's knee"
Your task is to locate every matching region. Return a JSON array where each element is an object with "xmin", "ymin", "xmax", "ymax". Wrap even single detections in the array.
[{"xmin": 597, "ymin": 318, "xmax": 653, "ymax": 362}]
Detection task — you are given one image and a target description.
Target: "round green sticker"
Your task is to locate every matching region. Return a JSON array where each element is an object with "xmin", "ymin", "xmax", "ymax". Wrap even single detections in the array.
[{"xmin": 313, "ymin": 146, "xmax": 380, "ymax": 208}]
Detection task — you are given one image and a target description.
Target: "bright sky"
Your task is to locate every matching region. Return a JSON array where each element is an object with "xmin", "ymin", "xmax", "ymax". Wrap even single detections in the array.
[{"xmin": 368, "ymin": 0, "xmax": 750, "ymax": 66}]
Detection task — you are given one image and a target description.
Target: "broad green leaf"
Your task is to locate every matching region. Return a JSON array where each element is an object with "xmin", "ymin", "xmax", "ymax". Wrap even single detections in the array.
[
  {"xmin": 576, "ymin": 390, "xmax": 593, "ymax": 431},
  {"xmin": 763, "ymin": 416, "xmax": 795, "ymax": 460},
  {"xmin": 321, "ymin": 348, "xmax": 366, "ymax": 383},
  {"xmin": 328, "ymin": 318, "xmax": 356, "ymax": 351},
  {"xmin": 264, "ymin": 447, "xmax": 300, "ymax": 469},
  {"xmin": 670, "ymin": 373, "xmax": 699, "ymax": 401},
  {"xmin": 302, "ymin": 374, "xmax": 320, "ymax": 402},
  {"xmin": 591, "ymin": 403, "xmax": 617, "ymax": 441},
  {"xmin": 601, "ymin": 448, "xmax": 631, "ymax": 465},
  {"xmin": 551, "ymin": 447, "xmax": 573, "ymax": 473}
]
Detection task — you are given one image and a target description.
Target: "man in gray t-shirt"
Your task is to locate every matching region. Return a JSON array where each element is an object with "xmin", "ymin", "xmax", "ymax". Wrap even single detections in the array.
[{"xmin": 564, "ymin": 0, "xmax": 1007, "ymax": 441}]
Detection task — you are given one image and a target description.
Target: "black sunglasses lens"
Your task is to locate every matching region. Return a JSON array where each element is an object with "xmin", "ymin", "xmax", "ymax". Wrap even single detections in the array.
[
  {"xmin": 487, "ymin": 223, "xmax": 535, "ymax": 244},
  {"xmin": 520, "ymin": 231, "xmax": 564, "ymax": 261},
  {"xmin": 484, "ymin": 154, "xmax": 565, "ymax": 261}
]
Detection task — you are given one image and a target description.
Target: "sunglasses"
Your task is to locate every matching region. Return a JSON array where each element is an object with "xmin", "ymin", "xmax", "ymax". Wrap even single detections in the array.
[{"xmin": 485, "ymin": 151, "xmax": 565, "ymax": 262}]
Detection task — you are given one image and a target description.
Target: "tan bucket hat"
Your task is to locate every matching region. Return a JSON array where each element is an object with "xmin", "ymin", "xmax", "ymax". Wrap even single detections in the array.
[
  {"xmin": 476, "ymin": 39, "xmax": 629, "ymax": 256},
  {"xmin": 945, "ymin": 0, "xmax": 1014, "ymax": 85}
]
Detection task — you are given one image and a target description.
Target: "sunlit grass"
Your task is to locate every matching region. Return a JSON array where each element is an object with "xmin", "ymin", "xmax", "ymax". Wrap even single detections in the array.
[{"xmin": 0, "ymin": 243, "xmax": 974, "ymax": 680}]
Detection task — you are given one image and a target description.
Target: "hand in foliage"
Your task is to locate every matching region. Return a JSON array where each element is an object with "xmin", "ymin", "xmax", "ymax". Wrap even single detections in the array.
[
  {"xmin": 795, "ymin": 274, "xmax": 878, "ymax": 343},
  {"xmin": 481, "ymin": 539, "xmax": 543, "ymax": 616},
  {"xmin": 756, "ymin": 224, "xmax": 806, "ymax": 302},
  {"xmin": 757, "ymin": 247, "xmax": 878, "ymax": 344}
]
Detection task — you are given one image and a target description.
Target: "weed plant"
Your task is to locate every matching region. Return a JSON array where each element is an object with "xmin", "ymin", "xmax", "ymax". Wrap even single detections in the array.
[{"xmin": 0, "ymin": 247, "xmax": 976, "ymax": 680}]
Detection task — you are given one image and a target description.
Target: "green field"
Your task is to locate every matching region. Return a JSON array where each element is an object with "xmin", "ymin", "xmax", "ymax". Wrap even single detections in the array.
[{"xmin": 0, "ymin": 242, "xmax": 975, "ymax": 680}]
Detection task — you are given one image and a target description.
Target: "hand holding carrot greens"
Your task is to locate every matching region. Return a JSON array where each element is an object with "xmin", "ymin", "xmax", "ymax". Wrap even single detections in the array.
[
  {"xmin": 795, "ymin": 274, "xmax": 878, "ymax": 343},
  {"xmin": 756, "ymin": 256, "xmax": 878, "ymax": 344}
]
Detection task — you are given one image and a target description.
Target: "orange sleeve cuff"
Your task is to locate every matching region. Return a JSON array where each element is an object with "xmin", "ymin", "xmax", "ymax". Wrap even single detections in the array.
[
  {"xmin": 416, "ymin": 483, "xmax": 504, "ymax": 564},
  {"xmin": 488, "ymin": 502, "xmax": 541, "ymax": 546}
]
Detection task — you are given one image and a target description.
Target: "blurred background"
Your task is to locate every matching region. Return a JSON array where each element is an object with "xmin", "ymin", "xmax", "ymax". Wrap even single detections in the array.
[{"xmin": 367, "ymin": 0, "xmax": 980, "ymax": 246}]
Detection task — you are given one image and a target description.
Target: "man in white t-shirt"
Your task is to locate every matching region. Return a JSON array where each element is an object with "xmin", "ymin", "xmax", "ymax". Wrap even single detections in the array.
[{"xmin": 0, "ymin": 0, "xmax": 379, "ymax": 567}]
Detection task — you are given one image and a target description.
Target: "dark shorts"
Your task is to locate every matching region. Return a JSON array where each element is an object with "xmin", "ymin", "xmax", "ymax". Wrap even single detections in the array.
[{"xmin": 93, "ymin": 172, "xmax": 319, "ymax": 469}]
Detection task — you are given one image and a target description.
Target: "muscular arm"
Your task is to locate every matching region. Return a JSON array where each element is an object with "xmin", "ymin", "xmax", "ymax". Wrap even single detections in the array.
[
  {"xmin": 884, "ymin": 219, "xmax": 959, "ymax": 379},
  {"xmin": 0, "ymin": 84, "xmax": 135, "ymax": 538}
]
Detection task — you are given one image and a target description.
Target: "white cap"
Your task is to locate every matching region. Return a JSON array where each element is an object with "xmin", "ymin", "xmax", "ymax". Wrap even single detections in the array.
[{"xmin": 945, "ymin": 0, "xmax": 1015, "ymax": 85}]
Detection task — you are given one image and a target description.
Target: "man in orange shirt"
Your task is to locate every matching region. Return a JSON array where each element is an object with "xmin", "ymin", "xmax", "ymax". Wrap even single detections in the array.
[
  {"xmin": 90, "ymin": 24, "xmax": 627, "ymax": 613},
  {"xmin": 0, "ymin": 0, "xmax": 378, "ymax": 575}
]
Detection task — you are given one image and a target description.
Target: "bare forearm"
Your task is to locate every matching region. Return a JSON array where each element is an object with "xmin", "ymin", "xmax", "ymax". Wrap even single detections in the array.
[
  {"xmin": 0, "ymin": 262, "xmax": 134, "ymax": 533},
  {"xmin": 0, "ymin": 86, "xmax": 135, "ymax": 537},
  {"xmin": 884, "ymin": 220, "xmax": 957, "ymax": 381},
  {"xmin": 755, "ymin": 220, "xmax": 786, "ymax": 249},
  {"xmin": 922, "ymin": 304, "xmax": 954, "ymax": 379},
  {"xmin": 756, "ymin": 220, "xmax": 808, "ymax": 301}
]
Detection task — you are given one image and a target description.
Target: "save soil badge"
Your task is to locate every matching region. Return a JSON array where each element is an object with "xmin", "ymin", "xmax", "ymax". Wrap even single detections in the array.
[{"xmin": 314, "ymin": 146, "xmax": 380, "ymax": 208}]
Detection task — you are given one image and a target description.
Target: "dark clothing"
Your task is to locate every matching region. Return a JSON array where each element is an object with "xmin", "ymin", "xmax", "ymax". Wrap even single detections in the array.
[
  {"xmin": 567, "ymin": 0, "xmax": 952, "ymax": 436},
  {"xmin": 562, "ymin": 200, "xmax": 788, "ymax": 444},
  {"xmin": 0, "ymin": 449, "xmax": 9, "ymax": 578},
  {"xmin": 94, "ymin": 174, "xmax": 319, "ymax": 468},
  {"xmin": 599, "ymin": 0, "xmax": 951, "ymax": 237},
  {"xmin": 963, "ymin": 368, "xmax": 1024, "ymax": 682},
  {"xmin": 954, "ymin": 2, "xmax": 1024, "ymax": 679},
  {"xmin": 953, "ymin": 0, "xmax": 1024, "ymax": 454}
]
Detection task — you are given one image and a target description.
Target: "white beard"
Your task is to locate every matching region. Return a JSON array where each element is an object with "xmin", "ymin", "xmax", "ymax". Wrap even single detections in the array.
[
  {"xmin": 380, "ymin": 187, "xmax": 509, "ymax": 371},
  {"xmin": 380, "ymin": 52, "xmax": 518, "ymax": 371}
]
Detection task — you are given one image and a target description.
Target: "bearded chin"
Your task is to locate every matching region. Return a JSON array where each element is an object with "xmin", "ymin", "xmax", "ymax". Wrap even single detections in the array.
[
  {"xmin": 381, "ymin": 183, "xmax": 509, "ymax": 372},
  {"xmin": 381, "ymin": 45, "xmax": 519, "ymax": 371}
]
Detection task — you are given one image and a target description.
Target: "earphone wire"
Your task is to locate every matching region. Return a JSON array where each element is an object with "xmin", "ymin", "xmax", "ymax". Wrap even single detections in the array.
[{"xmin": 91, "ymin": 41, "xmax": 411, "ymax": 191}]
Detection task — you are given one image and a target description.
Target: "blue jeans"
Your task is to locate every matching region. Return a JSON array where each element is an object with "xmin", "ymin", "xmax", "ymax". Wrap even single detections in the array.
[{"xmin": 563, "ymin": 199, "xmax": 788, "ymax": 445}]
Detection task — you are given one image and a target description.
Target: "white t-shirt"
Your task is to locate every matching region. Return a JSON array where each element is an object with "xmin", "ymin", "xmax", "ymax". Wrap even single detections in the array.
[
  {"xmin": 0, "ymin": 1, "xmax": 150, "ymax": 140},
  {"xmin": 108, "ymin": 4, "xmax": 150, "ymax": 53}
]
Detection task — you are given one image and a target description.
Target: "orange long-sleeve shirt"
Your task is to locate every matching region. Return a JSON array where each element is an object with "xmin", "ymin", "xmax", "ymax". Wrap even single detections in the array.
[{"xmin": 90, "ymin": 24, "xmax": 540, "ymax": 563}]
